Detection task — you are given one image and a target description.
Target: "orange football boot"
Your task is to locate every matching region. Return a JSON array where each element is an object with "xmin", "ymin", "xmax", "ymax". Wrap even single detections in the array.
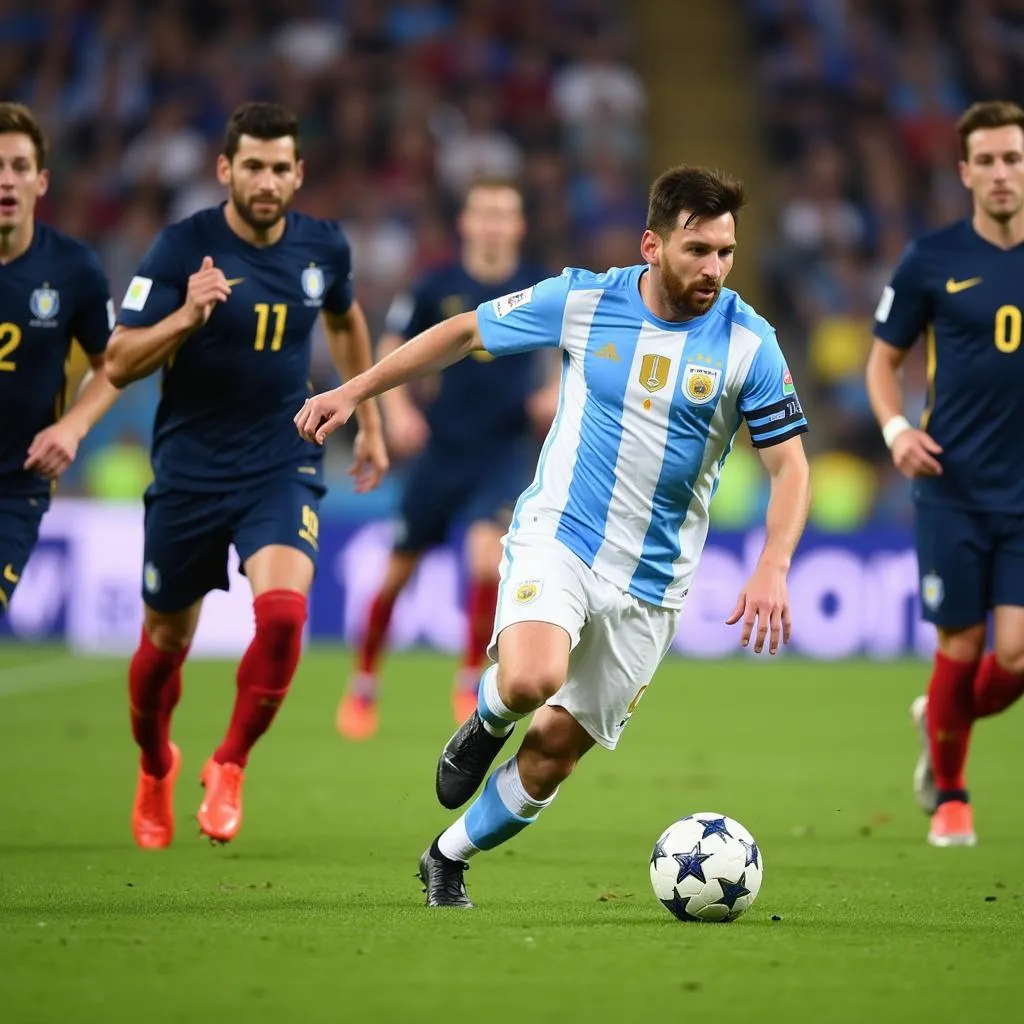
[
  {"xmin": 132, "ymin": 743, "xmax": 181, "ymax": 850},
  {"xmin": 928, "ymin": 800, "xmax": 977, "ymax": 847},
  {"xmin": 337, "ymin": 672, "xmax": 380, "ymax": 739},
  {"xmin": 197, "ymin": 758, "xmax": 245, "ymax": 843}
]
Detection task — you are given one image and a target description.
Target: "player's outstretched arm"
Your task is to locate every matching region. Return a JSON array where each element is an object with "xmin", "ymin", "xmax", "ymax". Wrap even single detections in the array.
[
  {"xmin": 865, "ymin": 338, "xmax": 943, "ymax": 479},
  {"xmin": 23, "ymin": 354, "xmax": 121, "ymax": 479},
  {"xmin": 105, "ymin": 257, "xmax": 231, "ymax": 387},
  {"xmin": 727, "ymin": 436, "xmax": 810, "ymax": 655},
  {"xmin": 320, "ymin": 303, "xmax": 388, "ymax": 492},
  {"xmin": 375, "ymin": 331, "xmax": 431, "ymax": 460},
  {"xmin": 295, "ymin": 310, "xmax": 481, "ymax": 445}
]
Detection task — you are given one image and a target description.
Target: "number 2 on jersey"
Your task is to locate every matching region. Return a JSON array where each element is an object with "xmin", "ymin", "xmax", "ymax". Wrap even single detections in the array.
[
  {"xmin": 0, "ymin": 322, "xmax": 22, "ymax": 371},
  {"xmin": 253, "ymin": 303, "xmax": 287, "ymax": 352},
  {"xmin": 994, "ymin": 305, "xmax": 1022, "ymax": 353}
]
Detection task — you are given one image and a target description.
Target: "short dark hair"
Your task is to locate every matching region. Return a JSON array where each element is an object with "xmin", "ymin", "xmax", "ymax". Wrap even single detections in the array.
[
  {"xmin": 462, "ymin": 177, "xmax": 524, "ymax": 208},
  {"xmin": 223, "ymin": 102, "xmax": 301, "ymax": 161},
  {"xmin": 956, "ymin": 100, "xmax": 1024, "ymax": 159},
  {"xmin": 0, "ymin": 102, "xmax": 47, "ymax": 169},
  {"xmin": 646, "ymin": 165, "xmax": 746, "ymax": 236}
]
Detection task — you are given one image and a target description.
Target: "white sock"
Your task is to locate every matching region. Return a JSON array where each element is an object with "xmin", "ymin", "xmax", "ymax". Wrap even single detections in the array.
[
  {"xmin": 437, "ymin": 817, "xmax": 480, "ymax": 862},
  {"xmin": 493, "ymin": 756, "xmax": 557, "ymax": 816},
  {"xmin": 477, "ymin": 664, "xmax": 520, "ymax": 737}
]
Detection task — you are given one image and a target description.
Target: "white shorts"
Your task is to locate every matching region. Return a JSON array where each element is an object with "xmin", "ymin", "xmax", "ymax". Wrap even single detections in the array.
[{"xmin": 488, "ymin": 532, "xmax": 682, "ymax": 749}]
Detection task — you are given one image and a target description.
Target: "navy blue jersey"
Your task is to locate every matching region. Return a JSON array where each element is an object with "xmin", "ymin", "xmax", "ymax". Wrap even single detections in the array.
[
  {"xmin": 0, "ymin": 224, "xmax": 113, "ymax": 498},
  {"xmin": 117, "ymin": 205, "xmax": 353, "ymax": 491},
  {"xmin": 874, "ymin": 220, "xmax": 1024, "ymax": 511},
  {"xmin": 384, "ymin": 260, "xmax": 548, "ymax": 452}
]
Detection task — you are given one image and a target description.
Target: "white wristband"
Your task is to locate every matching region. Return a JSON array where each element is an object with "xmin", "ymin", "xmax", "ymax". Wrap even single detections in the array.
[{"xmin": 882, "ymin": 415, "xmax": 912, "ymax": 449}]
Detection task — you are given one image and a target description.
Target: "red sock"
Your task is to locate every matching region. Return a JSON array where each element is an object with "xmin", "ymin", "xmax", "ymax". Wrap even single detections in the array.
[
  {"xmin": 462, "ymin": 578, "xmax": 498, "ymax": 673},
  {"xmin": 357, "ymin": 590, "xmax": 396, "ymax": 674},
  {"xmin": 214, "ymin": 590, "xmax": 307, "ymax": 768},
  {"xmin": 129, "ymin": 628, "xmax": 187, "ymax": 778},
  {"xmin": 972, "ymin": 652, "xmax": 1024, "ymax": 719},
  {"xmin": 928, "ymin": 650, "xmax": 978, "ymax": 792}
]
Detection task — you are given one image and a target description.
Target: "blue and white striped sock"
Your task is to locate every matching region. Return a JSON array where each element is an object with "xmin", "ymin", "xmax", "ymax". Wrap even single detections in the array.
[
  {"xmin": 476, "ymin": 664, "xmax": 523, "ymax": 737},
  {"xmin": 437, "ymin": 757, "xmax": 557, "ymax": 862}
]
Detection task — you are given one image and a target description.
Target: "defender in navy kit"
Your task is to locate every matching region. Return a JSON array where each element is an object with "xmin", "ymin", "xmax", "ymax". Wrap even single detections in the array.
[
  {"xmin": 0, "ymin": 102, "xmax": 119, "ymax": 616},
  {"xmin": 337, "ymin": 180, "xmax": 555, "ymax": 740},
  {"xmin": 106, "ymin": 103, "xmax": 387, "ymax": 849},
  {"xmin": 867, "ymin": 100, "xmax": 1024, "ymax": 848}
]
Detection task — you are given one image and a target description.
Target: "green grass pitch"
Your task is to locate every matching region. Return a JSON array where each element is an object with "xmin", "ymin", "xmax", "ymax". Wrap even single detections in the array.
[{"xmin": 1, "ymin": 644, "xmax": 1022, "ymax": 1023}]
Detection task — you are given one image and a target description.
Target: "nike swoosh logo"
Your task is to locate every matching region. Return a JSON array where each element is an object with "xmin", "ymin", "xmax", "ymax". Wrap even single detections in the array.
[
  {"xmin": 3, "ymin": 564, "xmax": 19, "ymax": 584},
  {"xmin": 225, "ymin": 277, "xmax": 245, "ymax": 287},
  {"xmin": 946, "ymin": 276, "xmax": 982, "ymax": 294}
]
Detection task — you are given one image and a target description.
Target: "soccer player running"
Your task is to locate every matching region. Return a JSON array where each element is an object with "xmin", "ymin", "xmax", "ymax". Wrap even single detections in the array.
[
  {"xmin": 867, "ymin": 100, "xmax": 1024, "ymax": 848},
  {"xmin": 105, "ymin": 102, "xmax": 388, "ymax": 849},
  {"xmin": 297, "ymin": 166, "xmax": 811, "ymax": 907},
  {"xmin": 339, "ymin": 179, "xmax": 554, "ymax": 740},
  {"xmin": 0, "ymin": 103, "xmax": 120, "ymax": 616}
]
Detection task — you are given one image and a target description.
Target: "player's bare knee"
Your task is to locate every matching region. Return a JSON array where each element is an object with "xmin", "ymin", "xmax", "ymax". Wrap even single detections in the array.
[
  {"xmin": 992, "ymin": 643, "xmax": 1024, "ymax": 676},
  {"xmin": 499, "ymin": 662, "xmax": 565, "ymax": 709},
  {"xmin": 145, "ymin": 619, "xmax": 193, "ymax": 654},
  {"xmin": 937, "ymin": 625, "xmax": 986, "ymax": 663}
]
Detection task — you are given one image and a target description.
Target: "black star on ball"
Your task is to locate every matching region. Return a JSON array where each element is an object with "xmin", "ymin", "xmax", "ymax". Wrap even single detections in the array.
[
  {"xmin": 715, "ymin": 873, "xmax": 751, "ymax": 910},
  {"xmin": 661, "ymin": 892, "xmax": 703, "ymax": 922},
  {"xmin": 740, "ymin": 837, "xmax": 760, "ymax": 869},
  {"xmin": 697, "ymin": 817, "xmax": 733, "ymax": 842},
  {"xmin": 673, "ymin": 845, "xmax": 711, "ymax": 885}
]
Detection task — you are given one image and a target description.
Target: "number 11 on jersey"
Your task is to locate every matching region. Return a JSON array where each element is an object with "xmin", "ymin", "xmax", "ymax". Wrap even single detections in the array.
[{"xmin": 254, "ymin": 303, "xmax": 287, "ymax": 351}]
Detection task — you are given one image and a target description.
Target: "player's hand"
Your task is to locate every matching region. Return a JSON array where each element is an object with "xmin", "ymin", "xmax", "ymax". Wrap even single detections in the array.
[
  {"xmin": 183, "ymin": 256, "xmax": 232, "ymax": 327},
  {"xmin": 294, "ymin": 384, "xmax": 358, "ymax": 445},
  {"xmin": 350, "ymin": 427, "xmax": 389, "ymax": 493},
  {"xmin": 384, "ymin": 404, "xmax": 429, "ymax": 460},
  {"xmin": 726, "ymin": 561, "xmax": 791, "ymax": 655},
  {"xmin": 23, "ymin": 420, "xmax": 81, "ymax": 479},
  {"xmin": 891, "ymin": 429, "xmax": 943, "ymax": 478}
]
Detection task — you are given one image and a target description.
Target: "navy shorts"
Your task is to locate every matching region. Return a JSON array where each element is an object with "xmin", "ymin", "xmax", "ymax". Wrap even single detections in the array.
[
  {"xmin": 0, "ymin": 494, "xmax": 47, "ymax": 614},
  {"xmin": 142, "ymin": 477, "xmax": 325, "ymax": 613},
  {"xmin": 914, "ymin": 502, "xmax": 1024, "ymax": 628},
  {"xmin": 395, "ymin": 443, "xmax": 534, "ymax": 554}
]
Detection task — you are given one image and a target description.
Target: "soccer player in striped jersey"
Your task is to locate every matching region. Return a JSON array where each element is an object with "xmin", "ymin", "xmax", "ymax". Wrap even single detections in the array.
[{"xmin": 296, "ymin": 166, "xmax": 811, "ymax": 907}]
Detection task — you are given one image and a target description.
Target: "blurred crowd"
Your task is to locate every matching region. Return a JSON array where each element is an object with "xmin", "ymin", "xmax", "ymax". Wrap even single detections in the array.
[
  {"xmin": 744, "ymin": 0, "xmax": 1024, "ymax": 527},
  {"xmin": 12, "ymin": 0, "xmax": 647, "ymax": 506},
  {"xmin": 14, "ymin": 0, "xmax": 1020, "ymax": 530}
]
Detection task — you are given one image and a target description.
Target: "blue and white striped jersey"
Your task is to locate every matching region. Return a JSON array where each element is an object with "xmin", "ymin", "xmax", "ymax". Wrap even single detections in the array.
[{"xmin": 476, "ymin": 265, "xmax": 807, "ymax": 609}]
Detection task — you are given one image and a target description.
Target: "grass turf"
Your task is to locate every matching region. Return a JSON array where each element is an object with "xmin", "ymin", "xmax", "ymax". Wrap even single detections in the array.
[{"xmin": 1, "ymin": 644, "xmax": 1022, "ymax": 1023}]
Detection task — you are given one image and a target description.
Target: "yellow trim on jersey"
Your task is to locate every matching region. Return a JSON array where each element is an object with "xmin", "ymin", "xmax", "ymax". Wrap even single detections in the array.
[{"xmin": 921, "ymin": 323, "xmax": 936, "ymax": 430}]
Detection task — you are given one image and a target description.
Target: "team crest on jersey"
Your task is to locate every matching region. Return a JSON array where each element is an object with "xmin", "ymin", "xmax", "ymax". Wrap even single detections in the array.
[
  {"xmin": 440, "ymin": 295, "xmax": 465, "ymax": 318},
  {"xmin": 682, "ymin": 362, "xmax": 722, "ymax": 405},
  {"xmin": 639, "ymin": 354, "xmax": 671, "ymax": 393},
  {"xmin": 513, "ymin": 579, "xmax": 542, "ymax": 604},
  {"xmin": 143, "ymin": 562, "xmax": 161, "ymax": 595},
  {"xmin": 921, "ymin": 572, "xmax": 944, "ymax": 611},
  {"xmin": 301, "ymin": 265, "xmax": 325, "ymax": 305},
  {"xmin": 29, "ymin": 285, "xmax": 59, "ymax": 323}
]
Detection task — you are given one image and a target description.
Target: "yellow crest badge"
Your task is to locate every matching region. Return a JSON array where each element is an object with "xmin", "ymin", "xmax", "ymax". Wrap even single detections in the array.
[
  {"xmin": 639, "ymin": 354, "xmax": 671, "ymax": 393},
  {"xmin": 921, "ymin": 572, "xmax": 944, "ymax": 611},
  {"xmin": 682, "ymin": 363, "xmax": 722, "ymax": 405},
  {"xmin": 513, "ymin": 580, "xmax": 542, "ymax": 605}
]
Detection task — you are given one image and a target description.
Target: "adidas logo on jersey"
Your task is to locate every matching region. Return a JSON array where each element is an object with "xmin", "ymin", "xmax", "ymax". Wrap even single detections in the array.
[{"xmin": 595, "ymin": 343, "xmax": 620, "ymax": 362}]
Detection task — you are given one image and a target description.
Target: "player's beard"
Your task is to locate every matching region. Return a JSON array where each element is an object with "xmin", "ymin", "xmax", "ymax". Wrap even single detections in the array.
[
  {"xmin": 984, "ymin": 193, "xmax": 1024, "ymax": 224},
  {"xmin": 230, "ymin": 185, "xmax": 287, "ymax": 232},
  {"xmin": 660, "ymin": 258, "xmax": 720, "ymax": 319}
]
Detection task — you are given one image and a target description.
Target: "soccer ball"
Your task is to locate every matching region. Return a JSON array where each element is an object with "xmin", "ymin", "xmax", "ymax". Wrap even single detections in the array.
[{"xmin": 649, "ymin": 812, "xmax": 763, "ymax": 922}]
